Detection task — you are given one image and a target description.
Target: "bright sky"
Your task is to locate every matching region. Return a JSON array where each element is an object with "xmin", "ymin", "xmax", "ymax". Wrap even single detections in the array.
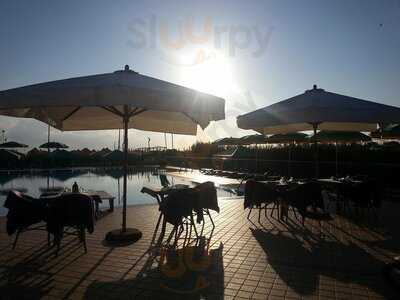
[{"xmin": 1, "ymin": 0, "xmax": 399, "ymax": 150}]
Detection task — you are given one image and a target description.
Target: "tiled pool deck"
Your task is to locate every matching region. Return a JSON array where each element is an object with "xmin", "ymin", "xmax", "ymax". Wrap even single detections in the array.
[{"xmin": 0, "ymin": 199, "xmax": 398, "ymax": 299}]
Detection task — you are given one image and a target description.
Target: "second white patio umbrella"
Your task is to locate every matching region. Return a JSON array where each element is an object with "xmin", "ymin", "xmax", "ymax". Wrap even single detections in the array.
[
  {"xmin": 237, "ymin": 85, "xmax": 400, "ymax": 177},
  {"xmin": 0, "ymin": 65, "xmax": 225, "ymax": 242}
]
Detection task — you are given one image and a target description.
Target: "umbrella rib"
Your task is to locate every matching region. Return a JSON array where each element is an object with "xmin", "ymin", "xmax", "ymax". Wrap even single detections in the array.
[
  {"xmin": 62, "ymin": 106, "xmax": 81, "ymax": 121},
  {"xmin": 130, "ymin": 108, "xmax": 146, "ymax": 117},
  {"xmin": 101, "ymin": 106, "xmax": 124, "ymax": 117},
  {"xmin": 129, "ymin": 107, "xmax": 138, "ymax": 115}
]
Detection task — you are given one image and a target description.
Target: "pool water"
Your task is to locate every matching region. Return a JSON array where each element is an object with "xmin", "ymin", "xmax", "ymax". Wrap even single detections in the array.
[{"xmin": 0, "ymin": 167, "xmax": 237, "ymax": 216}]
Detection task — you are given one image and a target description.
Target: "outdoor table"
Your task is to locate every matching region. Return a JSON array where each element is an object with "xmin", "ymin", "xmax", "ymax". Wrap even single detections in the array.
[
  {"xmin": 257, "ymin": 180, "xmax": 320, "ymax": 220},
  {"xmin": 318, "ymin": 178, "xmax": 343, "ymax": 185},
  {"xmin": 85, "ymin": 190, "xmax": 115, "ymax": 213},
  {"xmin": 40, "ymin": 189, "xmax": 115, "ymax": 218},
  {"xmin": 260, "ymin": 180, "xmax": 303, "ymax": 192},
  {"xmin": 253, "ymin": 180, "xmax": 301, "ymax": 220},
  {"xmin": 318, "ymin": 178, "xmax": 363, "ymax": 185},
  {"xmin": 317, "ymin": 179, "xmax": 344, "ymax": 196},
  {"xmin": 318, "ymin": 178, "xmax": 365, "ymax": 212},
  {"xmin": 318, "ymin": 178, "xmax": 363, "ymax": 195},
  {"xmin": 141, "ymin": 184, "xmax": 190, "ymax": 203},
  {"xmin": 317, "ymin": 178, "xmax": 363, "ymax": 195}
]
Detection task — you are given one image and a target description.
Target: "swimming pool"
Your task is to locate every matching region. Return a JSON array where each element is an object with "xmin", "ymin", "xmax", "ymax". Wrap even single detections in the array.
[{"xmin": 0, "ymin": 167, "xmax": 238, "ymax": 216}]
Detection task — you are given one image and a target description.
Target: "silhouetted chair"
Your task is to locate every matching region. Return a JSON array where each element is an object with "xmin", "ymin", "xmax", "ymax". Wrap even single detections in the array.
[
  {"xmin": 285, "ymin": 181, "xmax": 325, "ymax": 225},
  {"xmin": 193, "ymin": 181, "xmax": 219, "ymax": 238},
  {"xmin": 321, "ymin": 182, "xmax": 351, "ymax": 214},
  {"xmin": 244, "ymin": 180, "xmax": 281, "ymax": 222},
  {"xmin": 160, "ymin": 182, "xmax": 219, "ymax": 249},
  {"xmin": 4, "ymin": 190, "xmax": 49, "ymax": 249},
  {"xmin": 47, "ymin": 193, "xmax": 95, "ymax": 255},
  {"xmin": 349, "ymin": 179, "xmax": 382, "ymax": 219},
  {"xmin": 156, "ymin": 188, "xmax": 196, "ymax": 248}
]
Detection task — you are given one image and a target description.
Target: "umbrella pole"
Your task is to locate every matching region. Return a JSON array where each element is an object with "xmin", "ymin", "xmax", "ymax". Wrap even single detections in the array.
[
  {"xmin": 256, "ymin": 145, "xmax": 258, "ymax": 173},
  {"xmin": 312, "ymin": 123, "xmax": 319, "ymax": 178},
  {"xmin": 122, "ymin": 113, "xmax": 128, "ymax": 232},
  {"xmin": 288, "ymin": 143, "xmax": 291, "ymax": 177},
  {"xmin": 105, "ymin": 105, "xmax": 142, "ymax": 243},
  {"xmin": 335, "ymin": 142, "xmax": 338, "ymax": 177},
  {"xmin": 47, "ymin": 124, "xmax": 50, "ymax": 155},
  {"xmin": 118, "ymin": 129, "xmax": 121, "ymax": 151},
  {"xmin": 118, "ymin": 177, "xmax": 121, "ymax": 204}
]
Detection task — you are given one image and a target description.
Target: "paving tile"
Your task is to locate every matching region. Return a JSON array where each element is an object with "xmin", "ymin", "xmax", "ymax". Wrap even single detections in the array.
[
  {"xmin": 240, "ymin": 284, "xmax": 256, "ymax": 293},
  {"xmin": 236, "ymin": 290, "xmax": 253, "ymax": 298},
  {"xmin": 252, "ymin": 292, "xmax": 267, "ymax": 299},
  {"xmin": 0, "ymin": 199, "xmax": 398, "ymax": 299}
]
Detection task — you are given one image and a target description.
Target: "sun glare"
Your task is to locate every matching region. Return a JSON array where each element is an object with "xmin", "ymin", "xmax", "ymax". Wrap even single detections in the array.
[{"xmin": 179, "ymin": 50, "xmax": 238, "ymax": 98}]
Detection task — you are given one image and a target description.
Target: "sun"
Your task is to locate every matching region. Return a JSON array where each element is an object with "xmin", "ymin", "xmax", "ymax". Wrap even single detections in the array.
[{"xmin": 178, "ymin": 50, "xmax": 238, "ymax": 98}]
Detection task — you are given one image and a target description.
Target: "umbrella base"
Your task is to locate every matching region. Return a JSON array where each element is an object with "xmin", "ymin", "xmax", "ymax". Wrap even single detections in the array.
[{"xmin": 105, "ymin": 228, "xmax": 142, "ymax": 244}]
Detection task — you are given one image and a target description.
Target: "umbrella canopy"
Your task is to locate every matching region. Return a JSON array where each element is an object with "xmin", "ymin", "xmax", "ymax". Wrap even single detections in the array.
[
  {"xmin": 266, "ymin": 132, "xmax": 308, "ymax": 144},
  {"xmin": 213, "ymin": 147, "xmax": 238, "ymax": 158},
  {"xmin": 237, "ymin": 85, "xmax": 400, "ymax": 134},
  {"xmin": 235, "ymin": 134, "xmax": 267, "ymax": 173},
  {"xmin": 237, "ymin": 85, "xmax": 400, "ymax": 177},
  {"xmin": 311, "ymin": 131, "xmax": 371, "ymax": 143},
  {"xmin": 370, "ymin": 124, "xmax": 400, "ymax": 139},
  {"xmin": 0, "ymin": 65, "xmax": 224, "ymax": 134},
  {"xmin": 238, "ymin": 134, "xmax": 266, "ymax": 145},
  {"xmin": 49, "ymin": 149, "xmax": 72, "ymax": 158},
  {"xmin": 27, "ymin": 147, "xmax": 47, "ymax": 157},
  {"xmin": 0, "ymin": 65, "xmax": 225, "ymax": 241},
  {"xmin": 39, "ymin": 142, "xmax": 69, "ymax": 149},
  {"xmin": 90, "ymin": 148, "xmax": 112, "ymax": 158},
  {"xmin": 213, "ymin": 137, "xmax": 240, "ymax": 146},
  {"xmin": 0, "ymin": 141, "xmax": 28, "ymax": 148},
  {"xmin": 102, "ymin": 149, "xmax": 139, "ymax": 162},
  {"xmin": 103, "ymin": 150, "xmax": 124, "ymax": 160}
]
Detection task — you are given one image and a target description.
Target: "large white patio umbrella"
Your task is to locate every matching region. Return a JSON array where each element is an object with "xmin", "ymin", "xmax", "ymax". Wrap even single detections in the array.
[
  {"xmin": 237, "ymin": 85, "xmax": 400, "ymax": 177},
  {"xmin": 0, "ymin": 65, "xmax": 225, "ymax": 242}
]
